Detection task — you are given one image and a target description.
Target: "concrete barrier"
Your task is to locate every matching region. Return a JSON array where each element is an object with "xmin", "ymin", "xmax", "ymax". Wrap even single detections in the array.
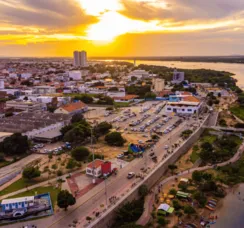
[{"xmin": 90, "ymin": 114, "xmax": 210, "ymax": 228}]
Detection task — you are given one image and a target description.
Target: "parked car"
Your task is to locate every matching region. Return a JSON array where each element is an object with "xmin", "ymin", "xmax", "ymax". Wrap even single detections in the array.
[
  {"xmin": 127, "ymin": 172, "xmax": 135, "ymax": 179},
  {"xmin": 117, "ymin": 154, "xmax": 124, "ymax": 159}
]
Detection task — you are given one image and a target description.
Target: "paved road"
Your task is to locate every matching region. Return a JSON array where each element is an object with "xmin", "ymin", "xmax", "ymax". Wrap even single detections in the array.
[
  {"xmin": 208, "ymin": 111, "xmax": 219, "ymax": 126},
  {"xmin": 0, "ymin": 154, "xmax": 44, "ymax": 179},
  {"xmin": 5, "ymin": 114, "xmax": 204, "ymax": 228}
]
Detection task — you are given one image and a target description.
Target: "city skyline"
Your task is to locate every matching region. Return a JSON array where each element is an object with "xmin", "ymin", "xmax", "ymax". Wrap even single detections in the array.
[{"xmin": 1, "ymin": 0, "xmax": 244, "ymax": 57}]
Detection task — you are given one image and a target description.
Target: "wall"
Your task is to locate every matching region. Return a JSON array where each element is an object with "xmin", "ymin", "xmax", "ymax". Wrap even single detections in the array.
[{"xmin": 90, "ymin": 114, "xmax": 210, "ymax": 228}]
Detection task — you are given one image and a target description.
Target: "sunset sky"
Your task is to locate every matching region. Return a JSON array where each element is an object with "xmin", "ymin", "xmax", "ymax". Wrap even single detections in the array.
[{"xmin": 1, "ymin": 0, "xmax": 244, "ymax": 57}]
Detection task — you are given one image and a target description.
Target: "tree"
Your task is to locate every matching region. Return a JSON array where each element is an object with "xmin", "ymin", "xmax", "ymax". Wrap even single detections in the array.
[
  {"xmin": 169, "ymin": 188, "xmax": 177, "ymax": 195},
  {"xmin": 95, "ymin": 121, "xmax": 112, "ymax": 136},
  {"xmin": 192, "ymin": 170, "xmax": 202, "ymax": 182},
  {"xmin": 181, "ymin": 130, "xmax": 193, "ymax": 139},
  {"xmin": 172, "ymin": 199, "xmax": 182, "ymax": 210},
  {"xmin": 184, "ymin": 205, "xmax": 195, "ymax": 216},
  {"xmin": 175, "ymin": 211, "xmax": 183, "ymax": 223},
  {"xmin": 138, "ymin": 185, "xmax": 149, "ymax": 198},
  {"xmin": 105, "ymin": 132, "xmax": 125, "ymax": 146},
  {"xmin": 0, "ymin": 133, "xmax": 29, "ymax": 156},
  {"xmin": 57, "ymin": 190, "xmax": 76, "ymax": 211},
  {"xmin": 66, "ymin": 158, "xmax": 76, "ymax": 169},
  {"xmin": 74, "ymin": 94, "xmax": 93, "ymax": 104},
  {"xmin": 22, "ymin": 166, "xmax": 41, "ymax": 180},
  {"xmin": 71, "ymin": 146, "xmax": 90, "ymax": 161},
  {"xmin": 115, "ymin": 200, "xmax": 144, "ymax": 226},
  {"xmin": 168, "ymin": 164, "xmax": 177, "ymax": 175},
  {"xmin": 144, "ymin": 92, "xmax": 156, "ymax": 99},
  {"xmin": 157, "ymin": 216, "xmax": 168, "ymax": 226},
  {"xmin": 193, "ymin": 191, "xmax": 207, "ymax": 207},
  {"xmin": 71, "ymin": 113, "xmax": 84, "ymax": 124}
]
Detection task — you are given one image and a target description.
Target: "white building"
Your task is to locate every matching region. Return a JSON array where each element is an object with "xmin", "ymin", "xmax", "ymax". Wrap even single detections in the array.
[
  {"xmin": 165, "ymin": 91, "xmax": 202, "ymax": 115},
  {"xmin": 21, "ymin": 73, "xmax": 32, "ymax": 80},
  {"xmin": 0, "ymin": 79, "xmax": 4, "ymax": 90},
  {"xmin": 6, "ymin": 100, "xmax": 45, "ymax": 112},
  {"xmin": 73, "ymin": 50, "xmax": 87, "ymax": 67},
  {"xmin": 33, "ymin": 86, "xmax": 56, "ymax": 94},
  {"xmin": 69, "ymin": 71, "xmax": 82, "ymax": 81},
  {"xmin": 151, "ymin": 78, "xmax": 165, "ymax": 93},
  {"xmin": 128, "ymin": 70, "xmax": 150, "ymax": 81}
]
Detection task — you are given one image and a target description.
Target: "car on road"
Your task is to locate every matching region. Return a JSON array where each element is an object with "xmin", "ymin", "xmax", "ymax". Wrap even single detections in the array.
[
  {"xmin": 117, "ymin": 154, "xmax": 124, "ymax": 159},
  {"xmin": 164, "ymin": 145, "xmax": 169, "ymax": 149},
  {"xmin": 127, "ymin": 172, "xmax": 135, "ymax": 179}
]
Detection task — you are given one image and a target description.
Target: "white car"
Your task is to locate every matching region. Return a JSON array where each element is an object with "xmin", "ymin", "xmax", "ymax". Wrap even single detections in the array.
[
  {"xmin": 117, "ymin": 154, "xmax": 124, "ymax": 159},
  {"xmin": 164, "ymin": 145, "xmax": 169, "ymax": 149}
]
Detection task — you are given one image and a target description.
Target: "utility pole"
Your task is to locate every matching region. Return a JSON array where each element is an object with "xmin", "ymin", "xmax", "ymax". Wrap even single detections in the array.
[
  {"xmin": 104, "ymin": 176, "xmax": 108, "ymax": 208},
  {"xmin": 91, "ymin": 126, "xmax": 96, "ymax": 184}
]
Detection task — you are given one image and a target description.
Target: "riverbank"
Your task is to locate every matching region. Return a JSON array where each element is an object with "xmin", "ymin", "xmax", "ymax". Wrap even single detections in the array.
[{"xmin": 212, "ymin": 184, "xmax": 244, "ymax": 228}]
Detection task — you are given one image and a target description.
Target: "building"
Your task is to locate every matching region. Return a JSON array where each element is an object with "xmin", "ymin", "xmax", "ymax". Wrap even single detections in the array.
[
  {"xmin": 0, "ymin": 79, "xmax": 4, "ymax": 90},
  {"xmin": 86, "ymin": 159, "xmax": 105, "ymax": 178},
  {"xmin": 86, "ymin": 160, "xmax": 113, "ymax": 177},
  {"xmin": 205, "ymin": 87, "xmax": 230, "ymax": 97},
  {"xmin": 5, "ymin": 100, "xmax": 45, "ymax": 113},
  {"xmin": 33, "ymin": 86, "xmax": 56, "ymax": 95},
  {"xmin": 151, "ymin": 78, "xmax": 165, "ymax": 93},
  {"xmin": 69, "ymin": 71, "xmax": 82, "ymax": 81},
  {"xmin": 1, "ymin": 196, "xmax": 34, "ymax": 212},
  {"xmin": 79, "ymin": 51, "xmax": 87, "ymax": 67},
  {"xmin": 0, "ymin": 112, "xmax": 71, "ymax": 138},
  {"xmin": 54, "ymin": 101, "xmax": 88, "ymax": 115},
  {"xmin": 165, "ymin": 91, "xmax": 202, "ymax": 115},
  {"xmin": 172, "ymin": 69, "xmax": 185, "ymax": 84},
  {"xmin": 113, "ymin": 94, "xmax": 138, "ymax": 103},
  {"xmin": 73, "ymin": 50, "xmax": 87, "ymax": 67},
  {"xmin": 73, "ymin": 51, "xmax": 80, "ymax": 67}
]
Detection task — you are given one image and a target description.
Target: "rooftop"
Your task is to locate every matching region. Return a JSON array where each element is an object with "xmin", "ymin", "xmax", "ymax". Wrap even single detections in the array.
[
  {"xmin": 87, "ymin": 159, "xmax": 104, "ymax": 169},
  {"xmin": 2, "ymin": 196, "xmax": 34, "ymax": 204},
  {"xmin": 61, "ymin": 101, "xmax": 87, "ymax": 112}
]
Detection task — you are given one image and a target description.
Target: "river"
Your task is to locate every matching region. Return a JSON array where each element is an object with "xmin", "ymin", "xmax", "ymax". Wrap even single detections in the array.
[
  {"xmin": 101, "ymin": 60, "xmax": 244, "ymax": 88},
  {"xmin": 212, "ymin": 184, "xmax": 244, "ymax": 228}
]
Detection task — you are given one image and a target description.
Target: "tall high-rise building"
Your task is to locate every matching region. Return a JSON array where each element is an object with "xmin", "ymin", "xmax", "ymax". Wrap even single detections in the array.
[
  {"xmin": 73, "ymin": 51, "xmax": 80, "ymax": 67},
  {"xmin": 73, "ymin": 50, "xmax": 87, "ymax": 67}
]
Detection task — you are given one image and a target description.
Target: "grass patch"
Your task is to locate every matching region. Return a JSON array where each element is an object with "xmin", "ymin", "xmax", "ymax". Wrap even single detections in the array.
[
  {"xmin": 200, "ymin": 135, "xmax": 217, "ymax": 144},
  {"xmin": 7, "ymin": 186, "xmax": 60, "ymax": 208},
  {"xmin": 230, "ymin": 105, "xmax": 244, "ymax": 121},
  {"xmin": 0, "ymin": 178, "xmax": 40, "ymax": 197},
  {"xmin": 114, "ymin": 102, "xmax": 130, "ymax": 108},
  {"xmin": 190, "ymin": 150, "xmax": 200, "ymax": 163}
]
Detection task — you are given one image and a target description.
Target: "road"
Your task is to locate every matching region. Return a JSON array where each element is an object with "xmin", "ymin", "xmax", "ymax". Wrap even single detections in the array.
[
  {"xmin": 0, "ymin": 154, "xmax": 44, "ymax": 179},
  {"xmin": 5, "ymin": 113, "xmax": 205, "ymax": 228}
]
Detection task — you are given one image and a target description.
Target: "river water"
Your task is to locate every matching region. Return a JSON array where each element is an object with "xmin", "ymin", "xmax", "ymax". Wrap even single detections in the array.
[
  {"xmin": 212, "ymin": 184, "xmax": 244, "ymax": 228},
  {"xmin": 103, "ymin": 60, "xmax": 244, "ymax": 88}
]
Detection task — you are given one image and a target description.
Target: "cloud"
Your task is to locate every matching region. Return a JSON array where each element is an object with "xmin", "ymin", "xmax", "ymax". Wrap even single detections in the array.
[
  {"xmin": 0, "ymin": 0, "xmax": 97, "ymax": 33},
  {"xmin": 120, "ymin": 0, "xmax": 244, "ymax": 21}
]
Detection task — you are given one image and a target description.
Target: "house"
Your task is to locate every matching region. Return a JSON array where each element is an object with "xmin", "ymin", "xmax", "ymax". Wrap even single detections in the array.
[
  {"xmin": 113, "ymin": 94, "xmax": 138, "ymax": 103},
  {"xmin": 1, "ymin": 196, "xmax": 34, "ymax": 212},
  {"xmin": 54, "ymin": 101, "xmax": 88, "ymax": 115},
  {"xmin": 86, "ymin": 159, "xmax": 105, "ymax": 178},
  {"xmin": 165, "ymin": 91, "xmax": 202, "ymax": 115}
]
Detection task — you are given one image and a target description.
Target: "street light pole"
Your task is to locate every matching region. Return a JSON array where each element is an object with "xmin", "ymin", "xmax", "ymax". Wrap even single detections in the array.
[
  {"xmin": 104, "ymin": 176, "xmax": 108, "ymax": 208},
  {"xmin": 91, "ymin": 126, "xmax": 96, "ymax": 184}
]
